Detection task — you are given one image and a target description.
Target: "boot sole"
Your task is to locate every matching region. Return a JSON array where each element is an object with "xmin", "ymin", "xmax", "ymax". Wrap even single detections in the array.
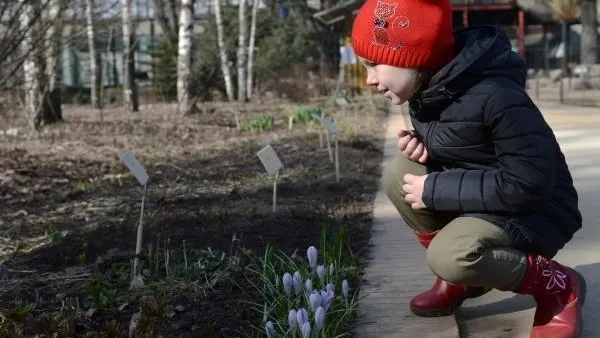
[{"xmin": 410, "ymin": 286, "xmax": 492, "ymax": 317}]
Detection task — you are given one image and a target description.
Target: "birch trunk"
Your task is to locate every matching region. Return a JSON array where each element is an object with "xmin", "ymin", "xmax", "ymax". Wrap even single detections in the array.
[
  {"xmin": 21, "ymin": 0, "xmax": 41, "ymax": 130},
  {"xmin": 122, "ymin": 0, "xmax": 139, "ymax": 111},
  {"xmin": 86, "ymin": 0, "xmax": 102, "ymax": 108},
  {"xmin": 237, "ymin": 0, "xmax": 248, "ymax": 102},
  {"xmin": 40, "ymin": 0, "xmax": 63, "ymax": 126},
  {"xmin": 177, "ymin": 0, "xmax": 194, "ymax": 114},
  {"xmin": 246, "ymin": 0, "xmax": 258, "ymax": 100},
  {"xmin": 580, "ymin": 0, "xmax": 597, "ymax": 66},
  {"xmin": 213, "ymin": 0, "xmax": 234, "ymax": 101}
]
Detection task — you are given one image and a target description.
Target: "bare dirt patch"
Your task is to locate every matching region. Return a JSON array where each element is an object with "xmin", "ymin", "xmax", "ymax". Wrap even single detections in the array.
[{"xmin": 0, "ymin": 97, "xmax": 388, "ymax": 337}]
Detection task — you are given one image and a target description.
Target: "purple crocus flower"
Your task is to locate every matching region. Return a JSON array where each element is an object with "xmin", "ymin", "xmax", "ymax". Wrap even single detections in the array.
[
  {"xmin": 301, "ymin": 322, "xmax": 311, "ymax": 338},
  {"xmin": 305, "ymin": 278, "xmax": 313, "ymax": 293},
  {"xmin": 265, "ymin": 321, "xmax": 276, "ymax": 338},
  {"xmin": 293, "ymin": 271, "xmax": 303, "ymax": 296},
  {"xmin": 288, "ymin": 309, "xmax": 298, "ymax": 330},
  {"xmin": 326, "ymin": 283, "xmax": 334, "ymax": 294},
  {"xmin": 320, "ymin": 288, "xmax": 335, "ymax": 311},
  {"xmin": 309, "ymin": 291, "xmax": 322, "ymax": 311},
  {"xmin": 317, "ymin": 265, "xmax": 326, "ymax": 283},
  {"xmin": 315, "ymin": 306, "xmax": 326, "ymax": 332},
  {"xmin": 342, "ymin": 279, "xmax": 349, "ymax": 299},
  {"xmin": 307, "ymin": 246, "xmax": 318, "ymax": 268},
  {"xmin": 296, "ymin": 308, "xmax": 309, "ymax": 327},
  {"xmin": 282, "ymin": 272, "xmax": 293, "ymax": 297}
]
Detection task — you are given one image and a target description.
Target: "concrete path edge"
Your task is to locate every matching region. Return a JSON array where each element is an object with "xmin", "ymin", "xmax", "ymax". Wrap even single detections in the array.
[{"xmin": 354, "ymin": 104, "xmax": 461, "ymax": 338}]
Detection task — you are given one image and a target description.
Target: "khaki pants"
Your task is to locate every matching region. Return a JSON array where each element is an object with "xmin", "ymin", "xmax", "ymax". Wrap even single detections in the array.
[{"xmin": 382, "ymin": 156, "xmax": 528, "ymax": 291}]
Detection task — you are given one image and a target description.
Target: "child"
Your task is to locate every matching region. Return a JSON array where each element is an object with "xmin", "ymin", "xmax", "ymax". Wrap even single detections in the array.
[{"xmin": 351, "ymin": 0, "xmax": 584, "ymax": 337}]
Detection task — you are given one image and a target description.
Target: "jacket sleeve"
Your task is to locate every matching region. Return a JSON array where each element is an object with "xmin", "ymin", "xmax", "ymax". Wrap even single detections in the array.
[{"xmin": 421, "ymin": 91, "xmax": 557, "ymax": 213}]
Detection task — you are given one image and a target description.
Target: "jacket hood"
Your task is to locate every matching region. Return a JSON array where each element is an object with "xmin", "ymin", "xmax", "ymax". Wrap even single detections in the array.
[{"xmin": 411, "ymin": 26, "xmax": 527, "ymax": 113}]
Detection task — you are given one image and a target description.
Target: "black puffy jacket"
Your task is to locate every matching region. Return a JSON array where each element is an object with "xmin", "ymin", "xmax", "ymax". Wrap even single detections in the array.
[{"xmin": 409, "ymin": 26, "xmax": 582, "ymax": 258}]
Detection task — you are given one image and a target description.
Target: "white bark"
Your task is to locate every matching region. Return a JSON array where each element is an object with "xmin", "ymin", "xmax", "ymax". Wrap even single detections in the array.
[
  {"xmin": 21, "ymin": 0, "xmax": 41, "ymax": 129},
  {"xmin": 122, "ymin": 0, "xmax": 139, "ymax": 111},
  {"xmin": 213, "ymin": 0, "xmax": 234, "ymax": 101},
  {"xmin": 177, "ymin": 0, "xmax": 194, "ymax": 114},
  {"xmin": 86, "ymin": 0, "xmax": 102, "ymax": 108},
  {"xmin": 43, "ymin": 0, "xmax": 63, "ymax": 124},
  {"xmin": 246, "ymin": 0, "xmax": 259, "ymax": 100},
  {"xmin": 237, "ymin": 0, "xmax": 248, "ymax": 102},
  {"xmin": 45, "ymin": 0, "xmax": 60, "ymax": 92}
]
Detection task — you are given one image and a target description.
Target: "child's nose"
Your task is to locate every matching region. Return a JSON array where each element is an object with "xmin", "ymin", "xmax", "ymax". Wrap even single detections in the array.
[{"xmin": 366, "ymin": 73, "xmax": 378, "ymax": 87}]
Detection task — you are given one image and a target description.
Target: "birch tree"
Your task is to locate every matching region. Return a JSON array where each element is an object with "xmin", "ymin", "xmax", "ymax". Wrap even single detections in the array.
[
  {"xmin": 213, "ymin": 0, "xmax": 234, "ymax": 101},
  {"xmin": 237, "ymin": 0, "xmax": 248, "ymax": 102},
  {"xmin": 86, "ymin": 0, "xmax": 102, "ymax": 108},
  {"xmin": 246, "ymin": 0, "xmax": 259, "ymax": 100},
  {"xmin": 1, "ymin": 2, "xmax": 45, "ymax": 89},
  {"xmin": 42, "ymin": 0, "xmax": 64, "ymax": 124},
  {"xmin": 177, "ymin": 0, "xmax": 194, "ymax": 114},
  {"xmin": 580, "ymin": 0, "xmax": 597, "ymax": 85},
  {"xmin": 122, "ymin": 0, "xmax": 139, "ymax": 112},
  {"xmin": 20, "ymin": 0, "xmax": 42, "ymax": 130}
]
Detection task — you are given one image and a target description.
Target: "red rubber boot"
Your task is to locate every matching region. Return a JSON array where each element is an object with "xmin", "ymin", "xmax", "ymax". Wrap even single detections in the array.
[
  {"xmin": 410, "ymin": 231, "xmax": 491, "ymax": 317},
  {"xmin": 513, "ymin": 254, "xmax": 585, "ymax": 338}
]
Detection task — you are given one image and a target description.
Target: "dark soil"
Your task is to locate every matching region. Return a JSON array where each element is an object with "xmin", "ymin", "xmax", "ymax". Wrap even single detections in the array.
[{"xmin": 0, "ymin": 98, "xmax": 387, "ymax": 337}]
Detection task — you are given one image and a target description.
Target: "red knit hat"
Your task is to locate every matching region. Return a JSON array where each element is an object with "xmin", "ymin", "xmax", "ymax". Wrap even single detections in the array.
[{"xmin": 351, "ymin": 0, "xmax": 455, "ymax": 70}]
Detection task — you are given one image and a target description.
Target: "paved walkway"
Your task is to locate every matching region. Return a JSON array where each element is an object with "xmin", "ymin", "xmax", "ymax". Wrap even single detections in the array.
[
  {"xmin": 355, "ymin": 104, "xmax": 460, "ymax": 338},
  {"xmin": 356, "ymin": 102, "xmax": 600, "ymax": 338},
  {"xmin": 458, "ymin": 103, "xmax": 600, "ymax": 338}
]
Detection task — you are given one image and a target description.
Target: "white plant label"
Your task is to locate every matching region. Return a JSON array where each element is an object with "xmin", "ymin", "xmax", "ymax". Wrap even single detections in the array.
[
  {"xmin": 313, "ymin": 113, "xmax": 334, "ymax": 162},
  {"xmin": 120, "ymin": 152, "xmax": 149, "ymax": 186},
  {"xmin": 322, "ymin": 117, "xmax": 337, "ymax": 134},
  {"xmin": 257, "ymin": 145, "xmax": 283, "ymax": 175},
  {"xmin": 313, "ymin": 114, "xmax": 337, "ymax": 135}
]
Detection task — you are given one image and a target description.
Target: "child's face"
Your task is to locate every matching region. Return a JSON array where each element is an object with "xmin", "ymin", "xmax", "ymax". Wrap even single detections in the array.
[{"xmin": 359, "ymin": 57, "xmax": 418, "ymax": 105}]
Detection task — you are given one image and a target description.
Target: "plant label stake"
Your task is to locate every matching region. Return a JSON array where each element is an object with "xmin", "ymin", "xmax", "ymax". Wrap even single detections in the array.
[
  {"xmin": 257, "ymin": 145, "xmax": 284, "ymax": 213},
  {"xmin": 320, "ymin": 117, "xmax": 339, "ymax": 182},
  {"xmin": 120, "ymin": 152, "xmax": 149, "ymax": 289},
  {"xmin": 234, "ymin": 110, "xmax": 242, "ymax": 130},
  {"xmin": 314, "ymin": 113, "xmax": 333, "ymax": 162}
]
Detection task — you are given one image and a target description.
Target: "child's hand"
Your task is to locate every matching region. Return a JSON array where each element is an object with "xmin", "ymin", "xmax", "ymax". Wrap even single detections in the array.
[
  {"xmin": 403, "ymin": 173, "xmax": 427, "ymax": 209},
  {"xmin": 397, "ymin": 130, "xmax": 428, "ymax": 163}
]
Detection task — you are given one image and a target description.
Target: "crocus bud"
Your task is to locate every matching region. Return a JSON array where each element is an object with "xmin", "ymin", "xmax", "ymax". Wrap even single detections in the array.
[
  {"xmin": 317, "ymin": 265, "xmax": 326, "ymax": 283},
  {"xmin": 282, "ymin": 273, "xmax": 293, "ymax": 297},
  {"xmin": 288, "ymin": 309, "xmax": 298, "ymax": 330},
  {"xmin": 309, "ymin": 291, "xmax": 322, "ymax": 311},
  {"xmin": 301, "ymin": 322, "xmax": 311, "ymax": 338},
  {"xmin": 320, "ymin": 288, "xmax": 335, "ymax": 311},
  {"xmin": 296, "ymin": 308, "xmax": 309, "ymax": 327},
  {"xmin": 326, "ymin": 283, "xmax": 335, "ymax": 294},
  {"xmin": 315, "ymin": 306, "xmax": 326, "ymax": 332},
  {"xmin": 265, "ymin": 321, "xmax": 276, "ymax": 338},
  {"xmin": 307, "ymin": 246, "xmax": 318, "ymax": 268},
  {"xmin": 329, "ymin": 262, "xmax": 334, "ymax": 277},
  {"xmin": 342, "ymin": 279, "xmax": 349, "ymax": 299},
  {"xmin": 293, "ymin": 271, "xmax": 303, "ymax": 296},
  {"xmin": 305, "ymin": 278, "xmax": 313, "ymax": 293}
]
